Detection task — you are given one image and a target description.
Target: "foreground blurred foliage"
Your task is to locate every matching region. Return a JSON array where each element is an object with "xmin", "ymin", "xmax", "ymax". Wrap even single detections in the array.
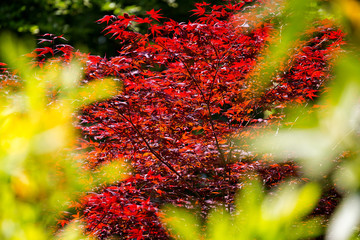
[
  {"xmin": 0, "ymin": 33, "xmax": 123, "ymax": 239},
  {"xmin": 163, "ymin": 180, "xmax": 322, "ymax": 240}
]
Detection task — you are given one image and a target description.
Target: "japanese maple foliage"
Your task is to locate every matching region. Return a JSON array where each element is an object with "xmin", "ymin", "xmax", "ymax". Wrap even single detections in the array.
[{"xmin": 12, "ymin": 0, "xmax": 345, "ymax": 239}]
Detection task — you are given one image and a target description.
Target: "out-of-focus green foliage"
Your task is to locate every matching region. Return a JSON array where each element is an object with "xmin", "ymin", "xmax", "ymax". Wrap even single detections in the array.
[
  {"xmin": 162, "ymin": 180, "xmax": 322, "ymax": 240},
  {"xmin": 0, "ymin": 32, "xmax": 123, "ymax": 239},
  {"xmin": 253, "ymin": 0, "xmax": 360, "ymax": 239}
]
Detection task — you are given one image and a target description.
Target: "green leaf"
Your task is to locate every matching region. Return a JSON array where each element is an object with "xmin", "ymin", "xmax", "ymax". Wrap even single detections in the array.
[{"xmin": 161, "ymin": 206, "xmax": 201, "ymax": 240}]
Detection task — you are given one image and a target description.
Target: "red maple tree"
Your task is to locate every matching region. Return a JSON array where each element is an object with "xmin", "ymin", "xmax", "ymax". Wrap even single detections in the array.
[{"xmin": 6, "ymin": 0, "xmax": 344, "ymax": 239}]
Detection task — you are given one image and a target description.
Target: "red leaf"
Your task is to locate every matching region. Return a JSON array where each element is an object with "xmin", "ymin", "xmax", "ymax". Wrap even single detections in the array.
[
  {"xmin": 35, "ymin": 47, "xmax": 54, "ymax": 56},
  {"xmin": 97, "ymin": 15, "xmax": 116, "ymax": 24},
  {"xmin": 191, "ymin": 6, "xmax": 207, "ymax": 16},
  {"xmin": 146, "ymin": 9, "xmax": 164, "ymax": 21}
]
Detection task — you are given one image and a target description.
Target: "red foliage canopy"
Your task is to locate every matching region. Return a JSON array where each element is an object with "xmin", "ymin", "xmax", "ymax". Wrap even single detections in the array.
[{"xmin": 18, "ymin": 1, "xmax": 344, "ymax": 239}]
